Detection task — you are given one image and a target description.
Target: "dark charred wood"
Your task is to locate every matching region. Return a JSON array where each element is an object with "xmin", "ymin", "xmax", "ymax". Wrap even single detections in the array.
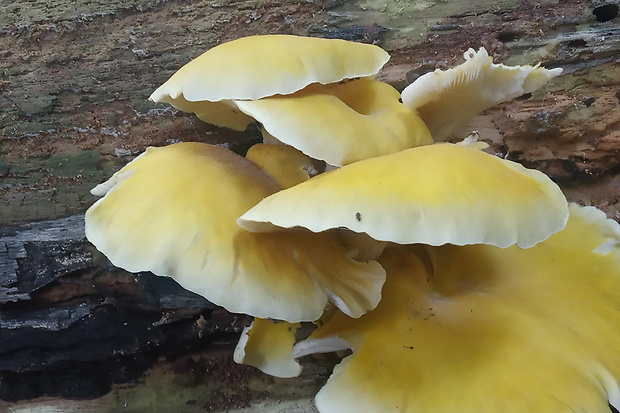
[{"xmin": 0, "ymin": 215, "xmax": 248, "ymax": 401}]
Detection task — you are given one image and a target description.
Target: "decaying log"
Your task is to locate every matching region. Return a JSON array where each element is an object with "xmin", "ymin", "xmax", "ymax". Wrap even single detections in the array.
[{"xmin": 0, "ymin": 215, "xmax": 247, "ymax": 401}]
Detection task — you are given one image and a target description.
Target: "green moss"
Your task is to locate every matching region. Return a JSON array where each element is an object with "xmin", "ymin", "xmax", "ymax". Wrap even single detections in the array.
[{"xmin": 43, "ymin": 150, "xmax": 102, "ymax": 179}]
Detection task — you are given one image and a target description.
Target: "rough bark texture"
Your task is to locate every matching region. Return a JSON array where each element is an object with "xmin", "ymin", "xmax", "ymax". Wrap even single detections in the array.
[
  {"xmin": 1, "ymin": 0, "xmax": 619, "ymax": 411},
  {"xmin": 0, "ymin": 214, "xmax": 249, "ymax": 401}
]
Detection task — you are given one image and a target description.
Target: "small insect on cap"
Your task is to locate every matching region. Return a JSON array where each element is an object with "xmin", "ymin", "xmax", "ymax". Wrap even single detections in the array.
[
  {"xmin": 239, "ymin": 143, "xmax": 568, "ymax": 249},
  {"xmin": 298, "ymin": 204, "xmax": 620, "ymax": 413}
]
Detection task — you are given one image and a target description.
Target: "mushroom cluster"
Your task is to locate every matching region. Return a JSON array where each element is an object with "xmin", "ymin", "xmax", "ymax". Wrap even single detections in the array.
[{"xmin": 85, "ymin": 35, "xmax": 620, "ymax": 412}]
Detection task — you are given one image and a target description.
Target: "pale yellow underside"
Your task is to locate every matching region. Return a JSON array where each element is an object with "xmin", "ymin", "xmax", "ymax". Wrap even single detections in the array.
[
  {"xmin": 236, "ymin": 80, "xmax": 432, "ymax": 166},
  {"xmin": 155, "ymin": 94, "xmax": 254, "ymax": 131},
  {"xmin": 310, "ymin": 204, "xmax": 620, "ymax": 413},
  {"xmin": 150, "ymin": 34, "xmax": 390, "ymax": 103},
  {"xmin": 239, "ymin": 143, "xmax": 568, "ymax": 248},
  {"xmin": 85, "ymin": 142, "xmax": 385, "ymax": 322},
  {"xmin": 401, "ymin": 47, "xmax": 563, "ymax": 140},
  {"xmin": 245, "ymin": 143, "xmax": 314, "ymax": 189},
  {"xmin": 234, "ymin": 319, "xmax": 302, "ymax": 378}
]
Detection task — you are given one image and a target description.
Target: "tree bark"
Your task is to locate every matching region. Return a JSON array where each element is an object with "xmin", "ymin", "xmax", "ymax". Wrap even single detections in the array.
[{"xmin": 0, "ymin": 214, "xmax": 248, "ymax": 401}]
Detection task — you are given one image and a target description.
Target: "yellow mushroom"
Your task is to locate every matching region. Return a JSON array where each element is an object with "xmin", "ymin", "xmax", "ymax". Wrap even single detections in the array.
[
  {"xmin": 296, "ymin": 204, "xmax": 620, "ymax": 413},
  {"xmin": 239, "ymin": 143, "xmax": 568, "ymax": 249},
  {"xmin": 235, "ymin": 79, "xmax": 432, "ymax": 166},
  {"xmin": 155, "ymin": 94, "xmax": 254, "ymax": 132},
  {"xmin": 149, "ymin": 35, "xmax": 390, "ymax": 131},
  {"xmin": 233, "ymin": 318, "xmax": 302, "ymax": 378},
  {"xmin": 401, "ymin": 47, "xmax": 563, "ymax": 140},
  {"xmin": 245, "ymin": 143, "xmax": 317, "ymax": 189},
  {"xmin": 85, "ymin": 142, "xmax": 386, "ymax": 322},
  {"xmin": 244, "ymin": 143, "xmax": 388, "ymax": 261}
]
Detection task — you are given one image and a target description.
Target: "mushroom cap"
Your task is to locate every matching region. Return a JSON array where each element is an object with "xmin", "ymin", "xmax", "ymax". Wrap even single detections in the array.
[
  {"xmin": 239, "ymin": 143, "xmax": 568, "ymax": 249},
  {"xmin": 235, "ymin": 80, "xmax": 433, "ymax": 166},
  {"xmin": 156, "ymin": 95, "xmax": 254, "ymax": 131},
  {"xmin": 245, "ymin": 143, "xmax": 317, "ymax": 189},
  {"xmin": 301, "ymin": 204, "xmax": 620, "ymax": 413},
  {"xmin": 401, "ymin": 47, "xmax": 563, "ymax": 140},
  {"xmin": 85, "ymin": 142, "xmax": 386, "ymax": 322},
  {"xmin": 149, "ymin": 34, "xmax": 390, "ymax": 104},
  {"xmin": 234, "ymin": 318, "xmax": 302, "ymax": 378}
]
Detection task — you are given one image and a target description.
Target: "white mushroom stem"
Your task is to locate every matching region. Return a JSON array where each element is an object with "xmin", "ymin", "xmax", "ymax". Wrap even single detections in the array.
[{"xmin": 292, "ymin": 337, "xmax": 352, "ymax": 359}]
